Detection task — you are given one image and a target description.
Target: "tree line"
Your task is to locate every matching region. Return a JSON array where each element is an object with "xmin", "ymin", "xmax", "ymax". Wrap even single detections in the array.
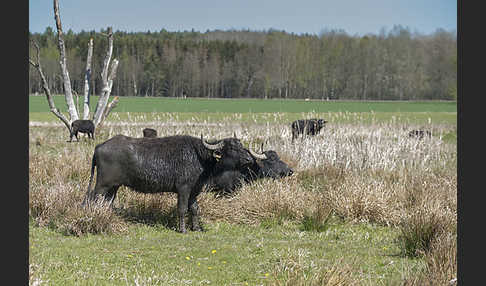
[{"xmin": 29, "ymin": 25, "xmax": 456, "ymax": 101}]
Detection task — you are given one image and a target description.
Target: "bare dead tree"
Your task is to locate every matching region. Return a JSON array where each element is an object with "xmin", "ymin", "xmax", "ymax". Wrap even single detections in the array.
[
  {"xmin": 92, "ymin": 27, "xmax": 120, "ymax": 127},
  {"xmin": 29, "ymin": 40, "xmax": 72, "ymax": 132},
  {"xmin": 53, "ymin": 0, "xmax": 78, "ymax": 122},
  {"xmin": 29, "ymin": 0, "xmax": 119, "ymax": 135}
]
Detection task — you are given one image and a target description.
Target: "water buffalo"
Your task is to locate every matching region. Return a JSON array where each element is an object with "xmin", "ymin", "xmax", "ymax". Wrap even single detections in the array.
[
  {"xmin": 291, "ymin": 119, "xmax": 327, "ymax": 142},
  {"xmin": 206, "ymin": 146, "xmax": 294, "ymax": 195},
  {"xmin": 83, "ymin": 134, "xmax": 254, "ymax": 233},
  {"xmin": 142, "ymin": 128, "xmax": 157, "ymax": 138},
  {"xmin": 69, "ymin": 119, "xmax": 95, "ymax": 142},
  {"xmin": 408, "ymin": 129, "xmax": 432, "ymax": 139}
]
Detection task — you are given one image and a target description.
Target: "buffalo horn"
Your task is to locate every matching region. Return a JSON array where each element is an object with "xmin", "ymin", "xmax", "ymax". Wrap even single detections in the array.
[
  {"xmin": 201, "ymin": 134, "xmax": 224, "ymax": 150},
  {"xmin": 249, "ymin": 148, "xmax": 267, "ymax": 160}
]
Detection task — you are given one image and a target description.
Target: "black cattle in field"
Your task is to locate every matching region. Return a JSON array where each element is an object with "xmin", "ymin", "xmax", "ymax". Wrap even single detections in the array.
[
  {"xmin": 408, "ymin": 130, "xmax": 432, "ymax": 139},
  {"xmin": 142, "ymin": 128, "xmax": 157, "ymax": 138},
  {"xmin": 83, "ymin": 134, "xmax": 254, "ymax": 233},
  {"xmin": 206, "ymin": 146, "xmax": 294, "ymax": 195},
  {"xmin": 69, "ymin": 119, "xmax": 95, "ymax": 142},
  {"xmin": 291, "ymin": 118, "xmax": 327, "ymax": 142}
]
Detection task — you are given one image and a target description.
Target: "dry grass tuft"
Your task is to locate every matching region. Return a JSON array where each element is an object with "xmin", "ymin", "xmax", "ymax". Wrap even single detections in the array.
[
  {"xmin": 401, "ymin": 232, "xmax": 457, "ymax": 285},
  {"xmin": 29, "ymin": 182, "xmax": 127, "ymax": 236},
  {"xmin": 199, "ymin": 176, "xmax": 317, "ymax": 225},
  {"xmin": 269, "ymin": 249, "xmax": 359, "ymax": 286},
  {"xmin": 424, "ymin": 232, "xmax": 457, "ymax": 284},
  {"xmin": 397, "ymin": 198, "xmax": 456, "ymax": 257},
  {"xmin": 115, "ymin": 189, "xmax": 179, "ymax": 229}
]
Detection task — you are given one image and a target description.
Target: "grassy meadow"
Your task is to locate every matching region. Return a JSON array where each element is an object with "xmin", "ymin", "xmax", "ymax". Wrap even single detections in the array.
[
  {"xmin": 29, "ymin": 97, "xmax": 457, "ymax": 285},
  {"xmin": 29, "ymin": 95, "xmax": 457, "ymax": 114}
]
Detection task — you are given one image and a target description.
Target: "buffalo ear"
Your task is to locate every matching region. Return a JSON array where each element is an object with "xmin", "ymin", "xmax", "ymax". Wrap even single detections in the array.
[{"xmin": 212, "ymin": 150, "xmax": 222, "ymax": 160}]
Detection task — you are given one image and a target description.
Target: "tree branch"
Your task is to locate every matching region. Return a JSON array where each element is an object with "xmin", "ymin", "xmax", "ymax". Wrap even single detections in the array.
[
  {"xmin": 93, "ymin": 27, "xmax": 119, "ymax": 127},
  {"xmin": 100, "ymin": 27, "xmax": 113, "ymax": 84},
  {"xmin": 29, "ymin": 40, "xmax": 71, "ymax": 132},
  {"xmin": 94, "ymin": 58, "xmax": 119, "ymax": 127},
  {"xmin": 97, "ymin": 96, "xmax": 119, "ymax": 128}
]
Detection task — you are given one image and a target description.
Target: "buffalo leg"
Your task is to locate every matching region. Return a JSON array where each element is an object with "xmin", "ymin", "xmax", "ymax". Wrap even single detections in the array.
[
  {"xmin": 105, "ymin": 185, "xmax": 120, "ymax": 207},
  {"xmin": 177, "ymin": 189, "xmax": 190, "ymax": 233},
  {"xmin": 87, "ymin": 183, "xmax": 115, "ymax": 205},
  {"xmin": 69, "ymin": 131, "xmax": 75, "ymax": 142},
  {"xmin": 188, "ymin": 194, "xmax": 202, "ymax": 231}
]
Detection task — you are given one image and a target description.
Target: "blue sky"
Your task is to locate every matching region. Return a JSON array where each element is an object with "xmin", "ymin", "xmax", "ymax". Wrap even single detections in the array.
[{"xmin": 29, "ymin": 0, "xmax": 457, "ymax": 36}]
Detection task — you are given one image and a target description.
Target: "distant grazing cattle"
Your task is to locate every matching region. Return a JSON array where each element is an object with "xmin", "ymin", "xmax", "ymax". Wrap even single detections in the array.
[
  {"xmin": 408, "ymin": 130, "xmax": 432, "ymax": 139},
  {"xmin": 142, "ymin": 128, "xmax": 157, "ymax": 138},
  {"xmin": 206, "ymin": 145, "xmax": 294, "ymax": 195},
  {"xmin": 83, "ymin": 134, "xmax": 255, "ymax": 233},
  {"xmin": 69, "ymin": 119, "xmax": 95, "ymax": 142},
  {"xmin": 291, "ymin": 119, "xmax": 327, "ymax": 142}
]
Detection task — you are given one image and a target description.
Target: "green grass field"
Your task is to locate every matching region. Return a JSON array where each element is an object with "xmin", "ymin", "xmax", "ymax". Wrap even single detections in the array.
[
  {"xmin": 29, "ymin": 95, "xmax": 457, "ymax": 113},
  {"xmin": 29, "ymin": 96, "xmax": 457, "ymax": 126},
  {"xmin": 30, "ymin": 218, "xmax": 422, "ymax": 285}
]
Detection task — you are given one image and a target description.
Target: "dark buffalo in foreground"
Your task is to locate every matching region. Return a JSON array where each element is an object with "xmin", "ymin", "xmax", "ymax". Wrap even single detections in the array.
[
  {"xmin": 291, "ymin": 119, "xmax": 327, "ymax": 142},
  {"xmin": 69, "ymin": 119, "xmax": 95, "ymax": 142},
  {"xmin": 83, "ymin": 134, "xmax": 254, "ymax": 233},
  {"xmin": 206, "ymin": 147, "xmax": 294, "ymax": 195},
  {"xmin": 408, "ymin": 130, "xmax": 432, "ymax": 139},
  {"xmin": 142, "ymin": 128, "xmax": 157, "ymax": 138}
]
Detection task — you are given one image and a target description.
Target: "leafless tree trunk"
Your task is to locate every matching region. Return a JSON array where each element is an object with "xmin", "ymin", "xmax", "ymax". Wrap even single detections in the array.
[
  {"xmin": 53, "ymin": 0, "xmax": 78, "ymax": 122},
  {"xmin": 132, "ymin": 74, "xmax": 137, "ymax": 96},
  {"xmin": 93, "ymin": 27, "xmax": 119, "ymax": 127},
  {"xmin": 83, "ymin": 38, "xmax": 93, "ymax": 119}
]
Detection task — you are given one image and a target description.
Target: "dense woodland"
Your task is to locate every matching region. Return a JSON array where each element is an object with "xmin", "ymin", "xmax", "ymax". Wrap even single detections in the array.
[{"xmin": 29, "ymin": 26, "xmax": 456, "ymax": 101}]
